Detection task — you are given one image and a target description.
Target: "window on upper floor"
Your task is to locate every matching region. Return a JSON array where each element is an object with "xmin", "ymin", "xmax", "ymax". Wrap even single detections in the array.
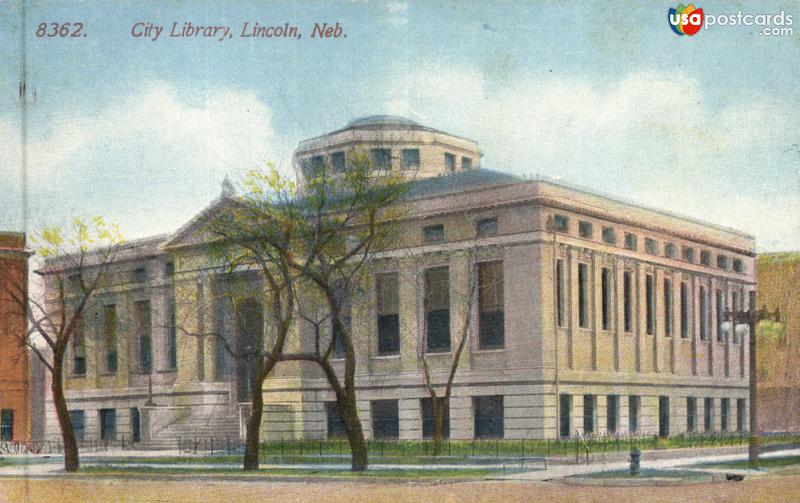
[
  {"xmin": 133, "ymin": 267, "xmax": 147, "ymax": 283},
  {"xmin": 578, "ymin": 263, "xmax": 589, "ymax": 329},
  {"xmin": 476, "ymin": 217, "xmax": 498, "ymax": 237},
  {"xmin": 700, "ymin": 250, "xmax": 712, "ymax": 266},
  {"xmin": 716, "ymin": 288, "xmax": 725, "ymax": 343},
  {"xmin": 135, "ymin": 300, "xmax": 152, "ymax": 374},
  {"xmin": 602, "ymin": 226, "xmax": 617, "ymax": 245},
  {"xmin": 461, "ymin": 157, "xmax": 472, "ymax": 170},
  {"xmin": 423, "ymin": 224, "xmax": 445, "ymax": 244},
  {"xmin": 444, "ymin": 153, "xmax": 456, "ymax": 172},
  {"xmin": 103, "ymin": 304, "xmax": 118, "ymax": 374},
  {"xmin": 624, "ymin": 233, "xmax": 638, "ymax": 251},
  {"xmin": 683, "ymin": 246, "xmax": 695, "ymax": 263},
  {"xmin": 331, "ymin": 151, "xmax": 346, "ymax": 173},
  {"xmin": 311, "ymin": 155, "xmax": 325, "ymax": 173},
  {"xmin": 665, "ymin": 243, "xmax": 678, "ymax": 259},
  {"xmin": 664, "ymin": 279, "xmax": 673, "ymax": 337},
  {"xmin": 645, "ymin": 238, "xmax": 659, "ymax": 256},
  {"xmin": 72, "ymin": 317, "xmax": 86, "ymax": 376},
  {"xmin": 553, "ymin": 214, "xmax": 569, "ymax": 233},
  {"xmin": 681, "ymin": 282, "xmax": 691, "ymax": 339},
  {"xmin": 601, "ymin": 268, "xmax": 612, "ymax": 331},
  {"xmin": 732, "ymin": 258, "xmax": 744, "ymax": 273},
  {"xmin": 376, "ymin": 272, "xmax": 400, "ymax": 355},
  {"xmin": 646, "ymin": 274, "xmax": 655, "ymax": 335},
  {"xmin": 623, "ymin": 271, "xmax": 633, "ymax": 332},
  {"xmin": 478, "ymin": 261, "xmax": 504, "ymax": 349},
  {"xmin": 164, "ymin": 261, "xmax": 175, "ymax": 277},
  {"xmin": 579, "ymin": 221, "xmax": 593, "ymax": 239},
  {"xmin": 556, "ymin": 259, "xmax": 565, "ymax": 328},
  {"xmin": 402, "ymin": 149, "xmax": 420, "ymax": 170},
  {"xmin": 371, "ymin": 148, "xmax": 392, "ymax": 169},
  {"xmin": 699, "ymin": 285, "xmax": 709, "ymax": 340},
  {"xmin": 331, "ymin": 281, "xmax": 350, "ymax": 358},
  {"xmin": 425, "ymin": 266, "xmax": 451, "ymax": 353},
  {"xmin": 717, "ymin": 254, "xmax": 730, "ymax": 270}
]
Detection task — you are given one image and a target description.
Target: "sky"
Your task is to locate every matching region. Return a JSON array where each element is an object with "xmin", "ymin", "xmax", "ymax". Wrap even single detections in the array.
[{"xmin": 0, "ymin": 0, "xmax": 798, "ymax": 252}]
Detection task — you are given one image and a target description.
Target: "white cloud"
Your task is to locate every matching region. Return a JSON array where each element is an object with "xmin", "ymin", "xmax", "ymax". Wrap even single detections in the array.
[
  {"xmin": 0, "ymin": 82, "xmax": 291, "ymax": 238},
  {"xmin": 382, "ymin": 65, "xmax": 800, "ymax": 251}
]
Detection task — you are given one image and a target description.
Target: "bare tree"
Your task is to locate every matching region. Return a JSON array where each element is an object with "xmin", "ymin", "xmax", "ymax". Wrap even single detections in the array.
[{"xmin": 0, "ymin": 218, "xmax": 124, "ymax": 471}]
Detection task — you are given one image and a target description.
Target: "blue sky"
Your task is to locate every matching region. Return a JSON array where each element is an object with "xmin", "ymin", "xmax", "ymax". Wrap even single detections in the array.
[{"xmin": 1, "ymin": 1, "xmax": 798, "ymax": 251}]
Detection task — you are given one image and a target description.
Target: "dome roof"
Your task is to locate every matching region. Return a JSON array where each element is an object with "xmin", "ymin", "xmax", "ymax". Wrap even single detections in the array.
[{"xmin": 346, "ymin": 115, "xmax": 421, "ymax": 128}]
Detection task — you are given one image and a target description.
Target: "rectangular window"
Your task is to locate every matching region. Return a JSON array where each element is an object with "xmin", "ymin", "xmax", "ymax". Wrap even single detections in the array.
[
  {"xmin": 402, "ymin": 148, "xmax": 419, "ymax": 169},
  {"xmin": 425, "ymin": 267, "xmax": 451, "ymax": 352},
  {"xmin": 104, "ymin": 305, "xmax": 118, "ymax": 373},
  {"xmin": 716, "ymin": 289, "xmax": 724, "ymax": 343},
  {"xmin": 700, "ymin": 250, "xmax": 712, "ymax": 266},
  {"xmin": 69, "ymin": 410, "xmax": 85, "ymax": 442},
  {"xmin": 733, "ymin": 259, "xmax": 744, "ymax": 273},
  {"xmin": 704, "ymin": 397, "xmax": 714, "ymax": 432},
  {"xmin": 601, "ymin": 268, "xmax": 612, "ymax": 331},
  {"xmin": 665, "ymin": 243, "xmax": 678, "ymax": 258},
  {"xmin": 602, "ymin": 227, "xmax": 616, "ymax": 245},
  {"xmin": 623, "ymin": 271, "xmax": 633, "ymax": 332},
  {"xmin": 732, "ymin": 291, "xmax": 739, "ymax": 344},
  {"xmin": 326, "ymin": 402, "xmax": 347, "ymax": 439},
  {"xmin": 461, "ymin": 156, "xmax": 472, "ymax": 170},
  {"xmin": 476, "ymin": 217, "xmax": 498, "ymax": 237},
  {"xmin": 578, "ymin": 220, "xmax": 593, "ymax": 239},
  {"xmin": 72, "ymin": 317, "xmax": 86, "ymax": 376},
  {"xmin": 628, "ymin": 395, "xmax": 640, "ymax": 433},
  {"xmin": 165, "ymin": 261, "xmax": 175, "ymax": 277},
  {"xmin": 664, "ymin": 279, "xmax": 673, "ymax": 337},
  {"xmin": 131, "ymin": 407, "xmax": 141, "ymax": 443},
  {"xmin": 559, "ymin": 394, "xmax": 572, "ymax": 438},
  {"xmin": 311, "ymin": 155, "xmax": 325, "ymax": 173},
  {"xmin": 0, "ymin": 410, "xmax": 13, "ymax": 441},
  {"xmin": 421, "ymin": 397, "xmax": 450, "ymax": 439},
  {"xmin": 444, "ymin": 152, "xmax": 456, "ymax": 172},
  {"xmin": 553, "ymin": 214, "xmax": 569, "ymax": 232},
  {"xmin": 372, "ymin": 400, "xmax": 399, "ymax": 439},
  {"xmin": 474, "ymin": 395, "xmax": 504, "ymax": 439},
  {"xmin": 607, "ymin": 395, "xmax": 618, "ymax": 434},
  {"xmin": 371, "ymin": 148, "xmax": 392, "ymax": 169},
  {"xmin": 133, "ymin": 267, "xmax": 147, "ymax": 283},
  {"xmin": 646, "ymin": 274, "xmax": 655, "ymax": 335},
  {"xmin": 556, "ymin": 259, "xmax": 565, "ymax": 328},
  {"xmin": 478, "ymin": 261, "xmax": 504, "ymax": 349},
  {"xmin": 167, "ymin": 300, "xmax": 177, "ymax": 370},
  {"xmin": 135, "ymin": 300, "xmax": 152, "ymax": 374},
  {"xmin": 659, "ymin": 396, "xmax": 670, "ymax": 438},
  {"xmin": 645, "ymin": 238, "xmax": 659, "ymax": 255},
  {"xmin": 737, "ymin": 399, "xmax": 746, "ymax": 432},
  {"xmin": 699, "ymin": 285, "xmax": 708, "ymax": 341},
  {"xmin": 100, "ymin": 409, "xmax": 116, "ymax": 441},
  {"xmin": 423, "ymin": 224, "xmax": 445, "ymax": 244},
  {"xmin": 721, "ymin": 398, "xmax": 729, "ymax": 432},
  {"xmin": 331, "ymin": 151, "xmax": 346, "ymax": 173},
  {"xmin": 687, "ymin": 397, "xmax": 697, "ymax": 432},
  {"xmin": 624, "ymin": 233, "xmax": 638, "ymax": 251},
  {"xmin": 578, "ymin": 263, "xmax": 589, "ymax": 328},
  {"xmin": 331, "ymin": 282, "xmax": 351, "ymax": 358},
  {"xmin": 717, "ymin": 255, "xmax": 729, "ymax": 269},
  {"xmin": 683, "ymin": 246, "xmax": 695, "ymax": 263},
  {"xmin": 681, "ymin": 282, "xmax": 690, "ymax": 339},
  {"xmin": 583, "ymin": 395, "xmax": 595, "ymax": 434},
  {"xmin": 376, "ymin": 272, "xmax": 400, "ymax": 355}
]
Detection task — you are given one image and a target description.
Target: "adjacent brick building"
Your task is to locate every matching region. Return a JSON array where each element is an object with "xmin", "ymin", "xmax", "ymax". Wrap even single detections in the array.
[
  {"xmin": 43, "ymin": 117, "xmax": 757, "ymax": 446},
  {"xmin": 0, "ymin": 232, "xmax": 31, "ymax": 441},
  {"xmin": 757, "ymin": 253, "xmax": 800, "ymax": 432}
]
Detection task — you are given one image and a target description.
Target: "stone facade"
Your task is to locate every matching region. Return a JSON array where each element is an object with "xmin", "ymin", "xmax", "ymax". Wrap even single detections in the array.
[{"xmin": 43, "ymin": 117, "xmax": 756, "ymax": 446}]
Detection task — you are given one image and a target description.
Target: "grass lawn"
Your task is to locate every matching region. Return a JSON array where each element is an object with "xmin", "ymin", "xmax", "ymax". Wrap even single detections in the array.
[{"xmin": 700, "ymin": 455, "xmax": 800, "ymax": 471}]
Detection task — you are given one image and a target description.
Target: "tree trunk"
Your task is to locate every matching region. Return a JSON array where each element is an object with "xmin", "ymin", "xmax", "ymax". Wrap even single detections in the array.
[
  {"xmin": 432, "ymin": 399, "xmax": 445, "ymax": 457},
  {"xmin": 340, "ymin": 392, "xmax": 368, "ymax": 471},
  {"xmin": 52, "ymin": 357, "xmax": 79, "ymax": 472},
  {"xmin": 243, "ymin": 387, "xmax": 263, "ymax": 470}
]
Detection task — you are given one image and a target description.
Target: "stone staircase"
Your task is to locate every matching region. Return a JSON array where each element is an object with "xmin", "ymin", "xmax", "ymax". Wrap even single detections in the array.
[{"xmin": 137, "ymin": 409, "xmax": 241, "ymax": 450}]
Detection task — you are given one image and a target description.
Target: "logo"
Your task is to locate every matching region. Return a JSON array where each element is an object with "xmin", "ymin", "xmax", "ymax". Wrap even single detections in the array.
[{"xmin": 669, "ymin": 4, "xmax": 704, "ymax": 36}]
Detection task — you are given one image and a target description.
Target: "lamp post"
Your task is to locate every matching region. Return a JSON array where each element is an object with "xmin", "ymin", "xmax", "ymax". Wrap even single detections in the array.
[{"xmin": 725, "ymin": 291, "xmax": 782, "ymax": 469}]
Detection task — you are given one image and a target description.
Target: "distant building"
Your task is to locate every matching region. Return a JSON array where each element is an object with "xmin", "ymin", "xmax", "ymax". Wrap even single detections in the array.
[
  {"xmin": 0, "ymin": 232, "xmax": 31, "ymax": 441},
  {"xmin": 43, "ymin": 116, "xmax": 756, "ymax": 446},
  {"xmin": 757, "ymin": 253, "xmax": 800, "ymax": 432}
]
